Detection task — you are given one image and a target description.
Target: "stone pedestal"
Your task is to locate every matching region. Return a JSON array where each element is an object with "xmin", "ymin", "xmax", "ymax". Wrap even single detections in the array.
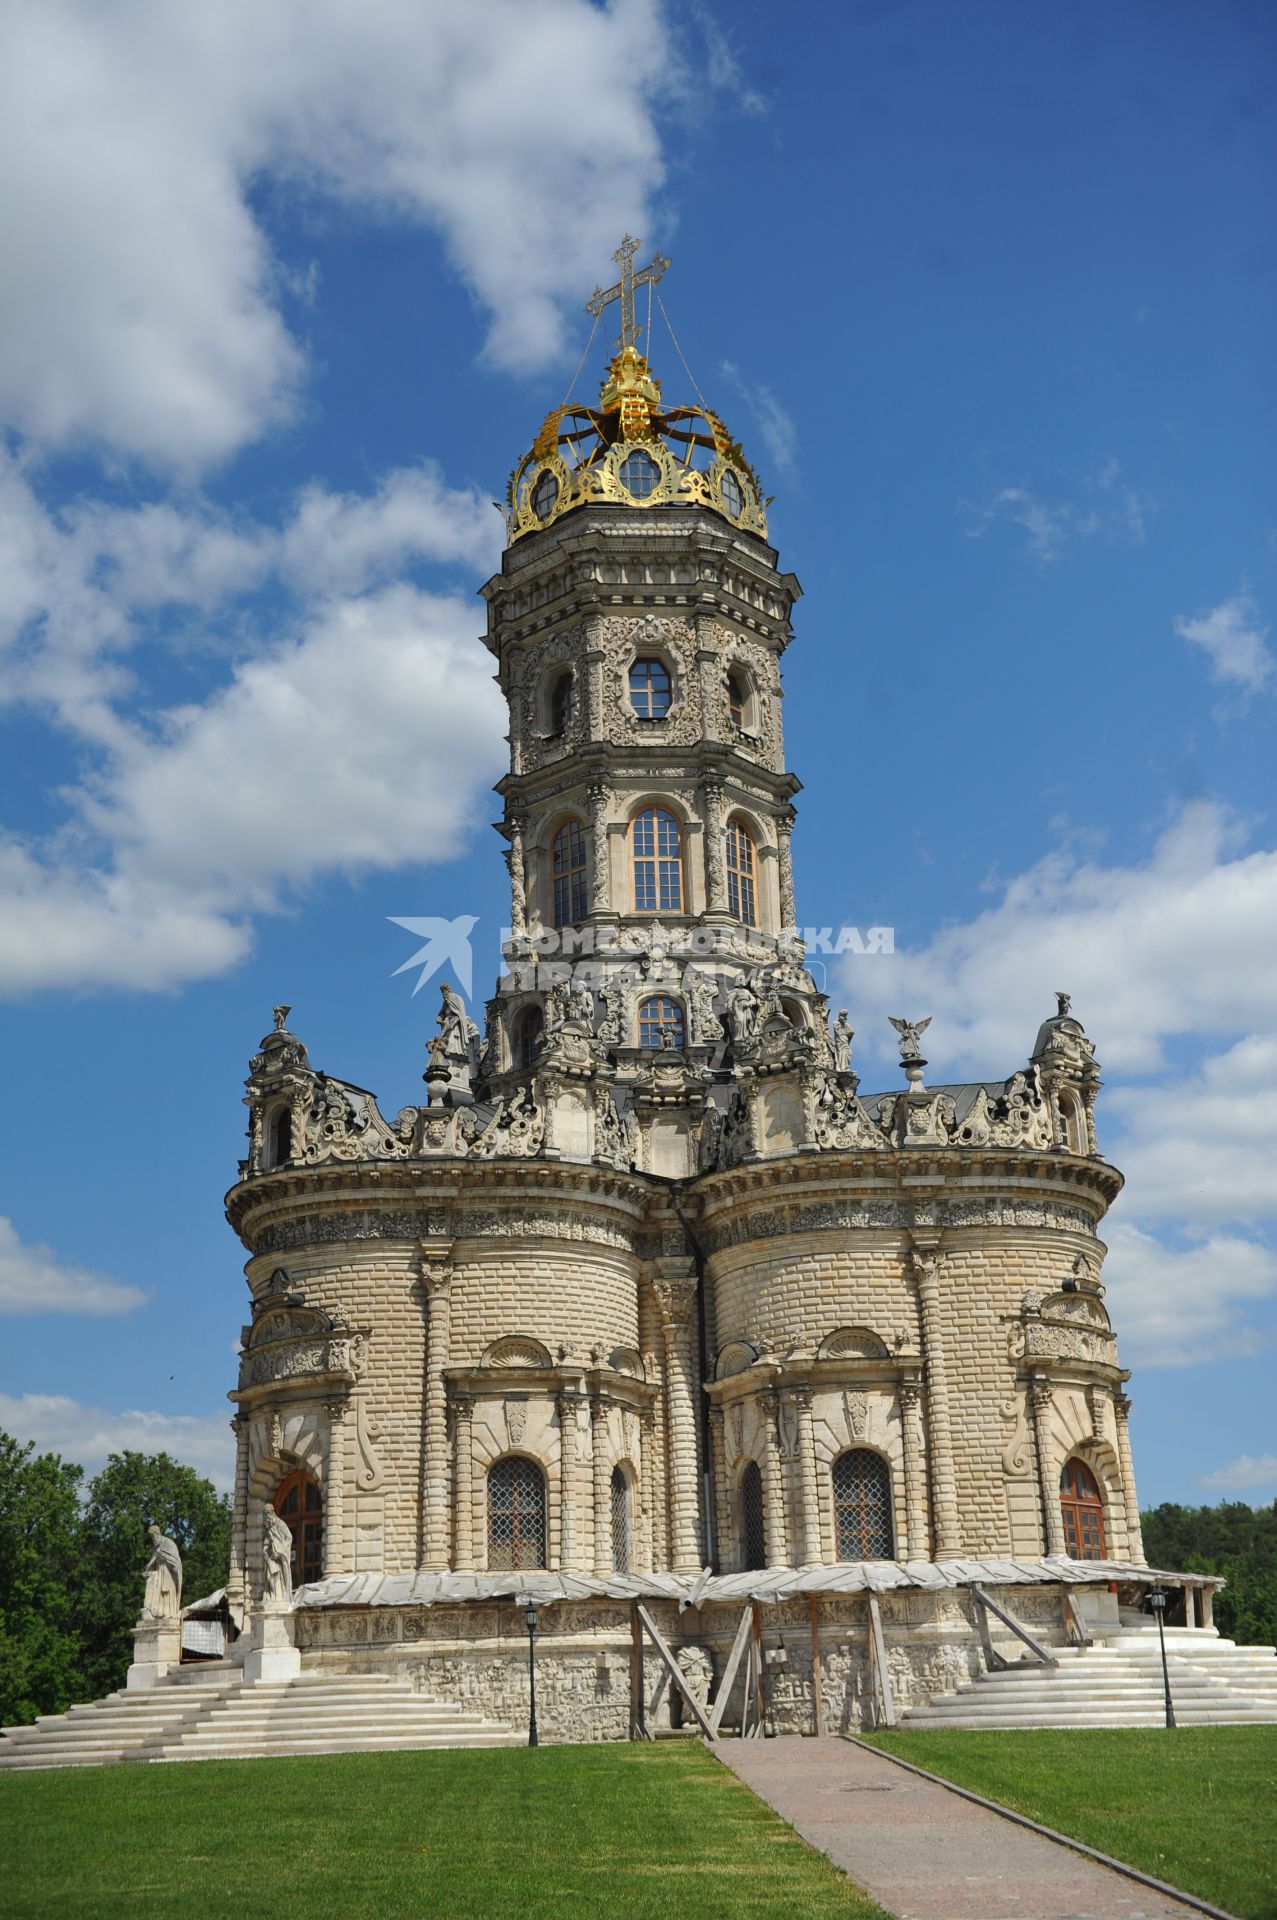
[
  {"xmin": 242, "ymin": 1610, "xmax": 301, "ymax": 1683},
  {"xmin": 126, "ymin": 1618, "xmax": 182, "ymax": 1690}
]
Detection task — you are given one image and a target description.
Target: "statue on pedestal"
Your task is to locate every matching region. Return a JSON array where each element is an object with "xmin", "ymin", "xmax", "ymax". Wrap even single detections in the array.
[
  {"xmin": 141, "ymin": 1524, "xmax": 183, "ymax": 1621},
  {"xmin": 262, "ymin": 1504, "xmax": 295, "ymax": 1610}
]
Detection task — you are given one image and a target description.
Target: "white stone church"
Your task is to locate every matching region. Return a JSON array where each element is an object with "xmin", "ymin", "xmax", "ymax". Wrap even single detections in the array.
[{"xmin": 7, "ymin": 245, "xmax": 1274, "ymax": 1765}]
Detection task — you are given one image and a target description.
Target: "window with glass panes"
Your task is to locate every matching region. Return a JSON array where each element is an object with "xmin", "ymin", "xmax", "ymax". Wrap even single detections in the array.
[
  {"xmin": 610, "ymin": 1466, "xmax": 631, "ymax": 1573},
  {"xmin": 552, "ymin": 819, "xmax": 588, "ymax": 926},
  {"xmin": 638, "ymin": 995, "xmax": 684, "ymax": 1051},
  {"xmin": 832, "ymin": 1450, "xmax": 894, "ymax": 1558},
  {"xmin": 273, "ymin": 1470, "xmax": 324, "ymax": 1586},
  {"xmin": 1060, "ymin": 1458, "xmax": 1106, "ymax": 1560},
  {"xmin": 515, "ymin": 1006, "xmax": 544, "ymax": 1069},
  {"xmin": 549, "ymin": 671, "xmax": 572, "ymax": 736},
  {"xmin": 740, "ymin": 1461, "xmax": 766, "ymax": 1571},
  {"xmin": 619, "ymin": 448, "xmax": 661, "ymax": 497},
  {"xmin": 631, "ymin": 807, "xmax": 682, "ymax": 911},
  {"xmin": 725, "ymin": 818, "xmax": 757, "ymax": 925},
  {"xmin": 727, "ymin": 671, "xmax": 746, "ymax": 730},
  {"xmin": 629, "ymin": 658, "xmax": 671, "ymax": 718},
  {"xmin": 487, "ymin": 1456, "xmax": 546, "ymax": 1571}
]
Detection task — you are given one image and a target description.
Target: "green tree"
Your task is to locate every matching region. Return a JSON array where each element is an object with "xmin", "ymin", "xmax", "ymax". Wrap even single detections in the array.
[
  {"xmin": 1141, "ymin": 1500, "xmax": 1277, "ymax": 1646},
  {"xmin": 75, "ymin": 1451, "xmax": 232, "ymax": 1701},
  {"xmin": 0, "ymin": 1431, "xmax": 86, "ymax": 1724}
]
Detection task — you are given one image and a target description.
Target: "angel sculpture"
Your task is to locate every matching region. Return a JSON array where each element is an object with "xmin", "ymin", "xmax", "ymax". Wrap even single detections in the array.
[
  {"xmin": 262, "ymin": 1504, "xmax": 295, "ymax": 1610},
  {"xmin": 888, "ymin": 1014, "xmax": 931, "ymax": 1061},
  {"xmin": 141, "ymin": 1524, "xmax": 183, "ymax": 1621}
]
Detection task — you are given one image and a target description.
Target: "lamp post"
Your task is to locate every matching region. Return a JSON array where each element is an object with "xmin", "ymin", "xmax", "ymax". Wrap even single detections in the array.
[
  {"xmin": 524, "ymin": 1599, "xmax": 540, "ymax": 1747},
  {"xmin": 1147, "ymin": 1586, "xmax": 1176, "ymax": 1729}
]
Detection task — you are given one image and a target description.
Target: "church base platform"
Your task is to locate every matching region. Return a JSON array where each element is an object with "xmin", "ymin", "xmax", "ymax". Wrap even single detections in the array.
[{"xmin": 285, "ymin": 1563, "xmax": 1227, "ymax": 1742}]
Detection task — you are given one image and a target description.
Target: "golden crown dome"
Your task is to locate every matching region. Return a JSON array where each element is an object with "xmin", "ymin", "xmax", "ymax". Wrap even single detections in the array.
[{"xmin": 505, "ymin": 240, "xmax": 768, "ymax": 544}]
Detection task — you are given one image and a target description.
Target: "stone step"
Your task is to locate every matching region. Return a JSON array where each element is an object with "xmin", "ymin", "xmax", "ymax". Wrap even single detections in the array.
[{"xmin": 150, "ymin": 1732, "xmax": 524, "ymax": 1759}]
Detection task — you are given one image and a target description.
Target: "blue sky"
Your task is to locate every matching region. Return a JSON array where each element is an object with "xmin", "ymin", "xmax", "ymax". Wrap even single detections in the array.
[{"xmin": 0, "ymin": 0, "xmax": 1273, "ymax": 1511}]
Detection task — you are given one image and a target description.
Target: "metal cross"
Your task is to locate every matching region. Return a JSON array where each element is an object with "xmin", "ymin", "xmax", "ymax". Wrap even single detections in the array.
[{"xmin": 585, "ymin": 235, "xmax": 671, "ymax": 352}]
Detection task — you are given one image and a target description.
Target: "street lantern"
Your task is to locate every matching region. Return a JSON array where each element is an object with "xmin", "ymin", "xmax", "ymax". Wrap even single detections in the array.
[
  {"xmin": 1147, "ymin": 1586, "xmax": 1176, "ymax": 1729},
  {"xmin": 524, "ymin": 1599, "xmax": 540, "ymax": 1748}
]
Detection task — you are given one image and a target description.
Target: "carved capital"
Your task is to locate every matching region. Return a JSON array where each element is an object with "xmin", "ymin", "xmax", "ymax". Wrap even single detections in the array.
[
  {"xmin": 418, "ymin": 1246, "xmax": 453, "ymax": 1299},
  {"xmin": 897, "ymin": 1380, "xmax": 921, "ymax": 1412},
  {"xmin": 788, "ymin": 1385, "xmax": 813, "ymax": 1414},
  {"xmin": 651, "ymin": 1271, "xmax": 698, "ymax": 1328},
  {"xmin": 1029, "ymin": 1380, "xmax": 1055, "ymax": 1417},
  {"xmin": 1113, "ymin": 1392, "xmax": 1132, "ymax": 1421}
]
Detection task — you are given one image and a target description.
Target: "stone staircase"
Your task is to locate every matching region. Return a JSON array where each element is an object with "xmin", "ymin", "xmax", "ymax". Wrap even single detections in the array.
[
  {"xmin": 0, "ymin": 1667, "xmax": 520, "ymax": 1769},
  {"xmin": 904, "ymin": 1625, "xmax": 1277, "ymax": 1729}
]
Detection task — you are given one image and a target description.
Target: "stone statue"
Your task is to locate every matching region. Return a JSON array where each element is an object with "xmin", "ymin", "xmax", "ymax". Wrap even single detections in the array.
[
  {"xmin": 832, "ymin": 1010, "xmax": 854, "ymax": 1073},
  {"xmin": 439, "ymin": 982, "xmax": 479, "ymax": 1063},
  {"xmin": 676, "ymin": 1644, "xmax": 714, "ymax": 1716},
  {"xmin": 1055, "ymin": 990, "xmax": 1072, "ymax": 1017},
  {"xmin": 141, "ymin": 1524, "xmax": 183, "ymax": 1620},
  {"xmin": 262, "ymin": 1504, "xmax": 295, "ymax": 1610},
  {"xmin": 272, "ymin": 1004, "xmax": 291, "ymax": 1032},
  {"xmin": 568, "ymin": 979, "xmax": 595, "ymax": 1027},
  {"xmin": 888, "ymin": 1014, "xmax": 931, "ymax": 1060},
  {"xmin": 728, "ymin": 983, "xmax": 759, "ymax": 1043}
]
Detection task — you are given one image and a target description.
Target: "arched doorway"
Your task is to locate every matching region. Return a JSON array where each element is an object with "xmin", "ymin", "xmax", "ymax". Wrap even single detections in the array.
[
  {"xmin": 273, "ymin": 1469, "xmax": 324, "ymax": 1586},
  {"xmin": 1059, "ymin": 1458, "xmax": 1106, "ymax": 1559}
]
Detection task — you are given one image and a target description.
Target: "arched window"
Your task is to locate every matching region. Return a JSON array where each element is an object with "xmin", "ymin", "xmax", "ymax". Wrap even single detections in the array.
[
  {"xmin": 726, "ymin": 670, "xmax": 746, "ymax": 730},
  {"xmin": 629, "ymin": 658, "xmax": 671, "ymax": 719},
  {"xmin": 488, "ymin": 1455, "xmax": 547, "ymax": 1571},
  {"xmin": 832, "ymin": 1450, "xmax": 894, "ymax": 1559},
  {"xmin": 548, "ymin": 670, "xmax": 573, "ymax": 737},
  {"xmin": 531, "ymin": 468, "xmax": 559, "ymax": 521},
  {"xmin": 266, "ymin": 1107, "xmax": 292, "ymax": 1168},
  {"xmin": 273, "ymin": 1469, "xmax": 323, "ymax": 1586},
  {"xmin": 551, "ymin": 819, "xmax": 588, "ymax": 927},
  {"xmin": 610, "ymin": 1466, "xmax": 632, "ymax": 1573},
  {"xmin": 740, "ymin": 1460, "xmax": 766, "ymax": 1571},
  {"xmin": 1060, "ymin": 1458, "xmax": 1106, "ymax": 1560},
  {"xmin": 631, "ymin": 806, "xmax": 683, "ymax": 911},
  {"xmin": 1058, "ymin": 1090, "xmax": 1086, "ymax": 1155},
  {"xmin": 619, "ymin": 448, "xmax": 662, "ymax": 498},
  {"xmin": 515, "ymin": 1006, "xmax": 544, "ymax": 1070},
  {"xmin": 720, "ymin": 468, "xmax": 745, "ymax": 518},
  {"xmin": 725, "ymin": 818, "xmax": 757, "ymax": 926},
  {"xmin": 638, "ymin": 995, "xmax": 685, "ymax": 1051}
]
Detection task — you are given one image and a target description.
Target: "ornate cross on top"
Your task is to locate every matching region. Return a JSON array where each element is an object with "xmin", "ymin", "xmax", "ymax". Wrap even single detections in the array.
[{"xmin": 585, "ymin": 235, "xmax": 671, "ymax": 353}]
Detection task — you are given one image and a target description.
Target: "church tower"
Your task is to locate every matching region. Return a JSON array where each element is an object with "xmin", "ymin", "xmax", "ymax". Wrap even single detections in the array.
[{"xmin": 217, "ymin": 242, "xmax": 1167, "ymax": 1743}]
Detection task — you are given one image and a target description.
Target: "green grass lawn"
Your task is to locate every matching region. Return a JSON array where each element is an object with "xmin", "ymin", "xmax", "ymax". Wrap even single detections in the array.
[
  {"xmin": 0, "ymin": 1742, "xmax": 888, "ymax": 1920},
  {"xmin": 866, "ymin": 1725, "xmax": 1277, "ymax": 1920}
]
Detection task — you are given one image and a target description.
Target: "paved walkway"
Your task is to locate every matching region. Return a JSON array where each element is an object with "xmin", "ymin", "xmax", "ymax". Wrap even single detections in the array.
[{"xmin": 719, "ymin": 1736, "xmax": 1211, "ymax": 1920}]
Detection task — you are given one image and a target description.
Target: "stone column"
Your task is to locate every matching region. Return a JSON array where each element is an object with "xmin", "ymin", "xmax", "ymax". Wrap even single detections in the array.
[
  {"xmin": 1113, "ymin": 1394, "xmax": 1145, "ymax": 1563},
  {"xmin": 1030, "ymin": 1380, "xmax": 1066, "ymax": 1556},
  {"xmin": 587, "ymin": 783, "xmax": 612, "ymax": 915},
  {"xmin": 507, "ymin": 815, "xmax": 527, "ymax": 935},
  {"xmin": 419, "ymin": 1249, "xmax": 453, "ymax": 1569},
  {"xmin": 585, "ymin": 625, "xmax": 607, "ymax": 742},
  {"xmin": 757, "ymin": 1393, "xmax": 787, "ymax": 1569},
  {"xmin": 323, "ymin": 1401, "xmax": 347, "ymax": 1576},
  {"xmin": 897, "ymin": 1379, "xmax": 928, "ymax": 1560},
  {"xmin": 791, "ymin": 1387, "xmax": 823, "ymax": 1565},
  {"xmin": 639, "ymin": 1406, "xmax": 657, "ymax": 1571},
  {"xmin": 228, "ymin": 1414, "xmax": 250, "ymax": 1613},
  {"xmin": 777, "ymin": 813, "xmax": 797, "ymax": 929},
  {"xmin": 452, "ymin": 1398, "xmax": 474, "ymax": 1569},
  {"xmin": 707, "ymin": 1405, "xmax": 732, "ymax": 1572},
  {"xmin": 556, "ymin": 1391, "xmax": 579, "ymax": 1572},
  {"xmin": 591, "ymin": 1397, "xmax": 613, "ymax": 1576},
  {"xmin": 652, "ymin": 1267, "xmax": 703, "ymax": 1574},
  {"xmin": 911, "ymin": 1245, "xmax": 963, "ymax": 1556},
  {"xmin": 702, "ymin": 780, "xmax": 727, "ymax": 914},
  {"xmin": 695, "ymin": 624, "xmax": 722, "ymax": 741}
]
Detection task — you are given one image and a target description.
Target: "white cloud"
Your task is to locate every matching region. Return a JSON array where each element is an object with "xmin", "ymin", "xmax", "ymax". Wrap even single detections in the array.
[
  {"xmin": 1108, "ymin": 1037, "xmax": 1277, "ymax": 1225},
  {"xmin": 0, "ymin": 1217, "xmax": 147, "ymax": 1316},
  {"xmin": 838, "ymin": 801, "xmax": 1277, "ymax": 1082},
  {"xmin": 0, "ymin": 585, "xmax": 506, "ymax": 994},
  {"xmin": 1100, "ymin": 1220, "xmax": 1277, "ymax": 1370},
  {"xmin": 1197, "ymin": 1452, "xmax": 1277, "ymax": 1495},
  {"xmin": 0, "ymin": 1392, "xmax": 233, "ymax": 1489},
  {"xmin": 964, "ymin": 468, "xmax": 1152, "ymax": 563},
  {"xmin": 1175, "ymin": 590, "xmax": 1274, "ymax": 695},
  {"xmin": 0, "ymin": 0, "xmax": 672, "ymax": 470}
]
